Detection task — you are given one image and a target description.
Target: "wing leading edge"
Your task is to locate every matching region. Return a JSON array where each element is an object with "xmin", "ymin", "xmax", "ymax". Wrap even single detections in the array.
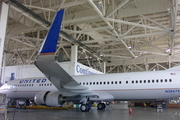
[{"xmin": 34, "ymin": 9, "xmax": 97, "ymax": 97}]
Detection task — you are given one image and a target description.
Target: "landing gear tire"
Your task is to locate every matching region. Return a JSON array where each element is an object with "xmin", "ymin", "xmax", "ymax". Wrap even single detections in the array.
[
  {"xmin": 80, "ymin": 104, "xmax": 90, "ymax": 112},
  {"xmin": 97, "ymin": 103, "xmax": 106, "ymax": 110}
]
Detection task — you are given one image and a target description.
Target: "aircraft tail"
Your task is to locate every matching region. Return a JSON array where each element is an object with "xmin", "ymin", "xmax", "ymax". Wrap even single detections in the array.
[{"xmin": 39, "ymin": 9, "xmax": 64, "ymax": 55}]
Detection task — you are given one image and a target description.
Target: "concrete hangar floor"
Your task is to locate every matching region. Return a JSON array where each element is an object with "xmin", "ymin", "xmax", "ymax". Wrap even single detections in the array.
[{"xmin": 7, "ymin": 103, "xmax": 180, "ymax": 120}]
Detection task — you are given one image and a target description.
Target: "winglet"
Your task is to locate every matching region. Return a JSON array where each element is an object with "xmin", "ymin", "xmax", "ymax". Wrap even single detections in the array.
[{"xmin": 39, "ymin": 9, "xmax": 64, "ymax": 55}]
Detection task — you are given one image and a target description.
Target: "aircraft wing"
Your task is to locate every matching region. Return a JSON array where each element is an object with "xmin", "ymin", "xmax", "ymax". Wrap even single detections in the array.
[{"xmin": 34, "ymin": 9, "xmax": 98, "ymax": 97}]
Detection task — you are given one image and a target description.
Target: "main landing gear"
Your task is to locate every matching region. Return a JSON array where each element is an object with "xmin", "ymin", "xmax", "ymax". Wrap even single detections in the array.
[
  {"xmin": 80, "ymin": 102, "xmax": 107, "ymax": 112},
  {"xmin": 97, "ymin": 103, "xmax": 106, "ymax": 110},
  {"xmin": 79, "ymin": 97, "xmax": 109, "ymax": 112},
  {"xmin": 80, "ymin": 97, "xmax": 91, "ymax": 112},
  {"xmin": 80, "ymin": 104, "xmax": 91, "ymax": 112}
]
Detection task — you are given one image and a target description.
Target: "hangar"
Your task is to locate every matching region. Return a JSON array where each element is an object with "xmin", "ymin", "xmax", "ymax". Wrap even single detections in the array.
[{"xmin": 0, "ymin": 0, "xmax": 180, "ymax": 119}]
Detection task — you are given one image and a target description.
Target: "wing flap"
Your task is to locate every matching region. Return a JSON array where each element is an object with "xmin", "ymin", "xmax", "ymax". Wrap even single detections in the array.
[
  {"xmin": 71, "ymin": 90, "xmax": 93, "ymax": 94},
  {"xmin": 79, "ymin": 93, "xmax": 99, "ymax": 97}
]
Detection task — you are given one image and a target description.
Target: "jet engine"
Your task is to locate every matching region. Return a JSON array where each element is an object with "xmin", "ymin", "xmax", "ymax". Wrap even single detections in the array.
[{"xmin": 34, "ymin": 91, "xmax": 66, "ymax": 106}]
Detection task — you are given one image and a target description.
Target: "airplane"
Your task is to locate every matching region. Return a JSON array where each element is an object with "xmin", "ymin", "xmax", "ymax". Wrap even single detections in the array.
[{"xmin": 1, "ymin": 9, "xmax": 180, "ymax": 112}]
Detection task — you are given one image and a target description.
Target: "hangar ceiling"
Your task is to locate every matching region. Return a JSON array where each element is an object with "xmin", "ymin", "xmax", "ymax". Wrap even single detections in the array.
[{"xmin": 1, "ymin": 0, "xmax": 180, "ymax": 73}]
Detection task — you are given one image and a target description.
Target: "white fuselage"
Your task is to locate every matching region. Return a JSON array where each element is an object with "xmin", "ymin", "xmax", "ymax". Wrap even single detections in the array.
[{"xmin": 0, "ymin": 68, "xmax": 180, "ymax": 100}]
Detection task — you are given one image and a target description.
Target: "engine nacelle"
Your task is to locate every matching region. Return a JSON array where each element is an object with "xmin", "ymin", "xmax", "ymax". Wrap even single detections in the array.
[
  {"xmin": 34, "ymin": 91, "xmax": 50, "ymax": 105},
  {"xmin": 34, "ymin": 91, "xmax": 65, "ymax": 106}
]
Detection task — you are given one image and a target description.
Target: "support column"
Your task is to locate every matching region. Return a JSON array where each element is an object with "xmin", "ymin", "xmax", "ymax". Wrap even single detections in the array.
[
  {"xmin": 0, "ymin": 2, "xmax": 9, "ymax": 83},
  {"xmin": 102, "ymin": 62, "xmax": 106, "ymax": 73},
  {"xmin": 71, "ymin": 45, "xmax": 78, "ymax": 63},
  {"xmin": 144, "ymin": 58, "xmax": 149, "ymax": 71},
  {"xmin": 168, "ymin": 56, "xmax": 171, "ymax": 69},
  {"xmin": 70, "ymin": 45, "xmax": 78, "ymax": 75},
  {"xmin": 1, "ymin": 52, "xmax": 7, "ymax": 84},
  {"xmin": 71, "ymin": 25, "xmax": 77, "ymax": 63}
]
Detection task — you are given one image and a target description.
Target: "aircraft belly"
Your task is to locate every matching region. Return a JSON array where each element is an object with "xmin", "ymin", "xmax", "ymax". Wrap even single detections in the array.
[{"xmin": 104, "ymin": 89, "xmax": 180, "ymax": 100}]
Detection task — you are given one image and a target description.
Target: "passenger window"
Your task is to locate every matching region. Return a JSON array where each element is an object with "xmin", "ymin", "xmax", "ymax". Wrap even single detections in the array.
[
  {"xmin": 160, "ymin": 79, "xmax": 163, "ymax": 82},
  {"xmin": 115, "ymin": 81, "xmax": 117, "ymax": 84},
  {"xmin": 93, "ymin": 82, "xmax": 95, "ymax": 85},
  {"xmin": 111, "ymin": 81, "xmax": 113, "ymax": 84},
  {"xmin": 136, "ymin": 80, "xmax": 138, "ymax": 83},
  {"xmin": 165, "ymin": 79, "xmax": 167, "ymax": 82},
  {"xmin": 132, "ymin": 81, "xmax": 134, "ymax": 84},
  {"xmin": 83, "ymin": 82, "xmax": 85, "ymax": 85},
  {"xmin": 169, "ymin": 79, "xmax": 172, "ymax": 82},
  {"xmin": 126, "ymin": 81, "xmax": 128, "ymax": 84},
  {"xmin": 152, "ymin": 80, "xmax": 154, "ymax": 83},
  {"xmin": 86, "ymin": 82, "xmax": 88, "ymax": 85},
  {"xmin": 100, "ymin": 82, "xmax": 102, "ymax": 85},
  {"xmin": 47, "ymin": 84, "xmax": 49, "ymax": 86},
  {"xmin": 104, "ymin": 82, "xmax": 106, "ymax": 84},
  {"xmin": 144, "ymin": 80, "xmax": 146, "ymax": 83},
  {"xmin": 156, "ymin": 80, "xmax": 159, "ymax": 83},
  {"xmin": 90, "ymin": 82, "xmax": 92, "ymax": 85},
  {"xmin": 96, "ymin": 82, "xmax": 99, "ymax": 85},
  {"xmin": 140, "ymin": 80, "xmax": 142, "ymax": 83},
  {"xmin": 107, "ymin": 82, "xmax": 109, "ymax": 84},
  {"xmin": 148, "ymin": 80, "xmax": 150, "ymax": 83},
  {"xmin": 119, "ymin": 81, "xmax": 121, "ymax": 84}
]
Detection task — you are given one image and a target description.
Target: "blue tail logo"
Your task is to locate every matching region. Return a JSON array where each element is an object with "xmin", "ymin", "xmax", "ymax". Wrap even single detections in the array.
[{"xmin": 40, "ymin": 9, "xmax": 64, "ymax": 55}]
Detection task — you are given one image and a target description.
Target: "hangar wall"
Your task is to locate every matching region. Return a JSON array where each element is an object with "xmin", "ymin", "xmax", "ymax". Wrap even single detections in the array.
[{"xmin": 1, "ymin": 62, "xmax": 103, "ymax": 84}]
